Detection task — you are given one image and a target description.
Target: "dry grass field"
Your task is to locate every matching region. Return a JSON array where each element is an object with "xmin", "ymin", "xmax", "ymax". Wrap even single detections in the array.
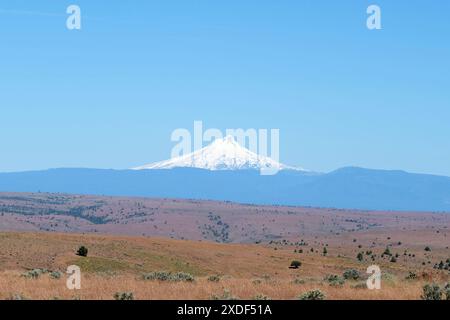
[
  {"xmin": 1, "ymin": 192, "xmax": 450, "ymax": 300},
  {"xmin": 0, "ymin": 231, "xmax": 449, "ymax": 300}
]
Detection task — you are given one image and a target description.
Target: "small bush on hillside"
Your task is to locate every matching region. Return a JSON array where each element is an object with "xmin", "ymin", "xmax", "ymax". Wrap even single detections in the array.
[
  {"xmin": 289, "ymin": 260, "xmax": 302, "ymax": 269},
  {"xmin": 142, "ymin": 271, "xmax": 194, "ymax": 282},
  {"xmin": 211, "ymin": 289, "xmax": 239, "ymax": 300},
  {"xmin": 76, "ymin": 246, "xmax": 88, "ymax": 257},
  {"xmin": 8, "ymin": 294, "xmax": 29, "ymax": 300},
  {"xmin": 292, "ymin": 278, "xmax": 305, "ymax": 285},
  {"xmin": 208, "ymin": 275, "xmax": 221, "ymax": 282},
  {"xmin": 383, "ymin": 247, "xmax": 392, "ymax": 256},
  {"xmin": 405, "ymin": 272, "xmax": 417, "ymax": 280},
  {"xmin": 114, "ymin": 292, "xmax": 134, "ymax": 300},
  {"xmin": 171, "ymin": 272, "xmax": 195, "ymax": 282},
  {"xmin": 351, "ymin": 282, "xmax": 367, "ymax": 289},
  {"xmin": 421, "ymin": 284, "xmax": 442, "ymax": 300},
  {"xmin": 356, "ymin": 252, "xmax": 364, "ymax": 261},
  {"xmin": 50, "ymin": 271, "xmax": 62, "ymax": 279},
  {"xmin": 22, "ymin": 268, "xmax": 47, "ymax": 279},
  {"xmin": 324, "ymin": 274, "xmax": 345, "ymax": 287},
  {"xmin": 343, "ymin": 269, "xmax": 360, "ymax": 280},
  {"xmin": 298, "ymin": 290, "xmax": 325, "ymax": 300},
  {"xmin": 444, "ymin": 284, "xmax": 450, "ymax": 300},
  {"xmin": 143, "ymin": 271, "xmax": 171, "ymax": 281}
]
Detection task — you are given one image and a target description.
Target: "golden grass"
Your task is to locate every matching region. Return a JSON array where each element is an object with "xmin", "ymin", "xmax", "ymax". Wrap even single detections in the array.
[
  {"xmin": 1, "ymin": 232, "xmax": 448, "ymax": 300},
  {"xmin": 0, "ymin": 271, "xmax": 428, "ymax": 300}
]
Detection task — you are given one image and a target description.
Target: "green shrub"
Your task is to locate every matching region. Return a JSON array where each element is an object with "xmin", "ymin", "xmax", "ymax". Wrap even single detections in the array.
[
  {"xmin": 211, "ymin": 289, "xmax": 239, "ymax": 300},
  {"xmin": 298, "ymin": 289, "xmax": 326, "ymax": 300},
  {"xmin": 289, "ymin": 260, "xmax": 302, "ymax": 269},
  {"xmin": 292, "ymin": 278, "xmax": 305, "ymax": 285},
  {"xmin": 142, "ymin": 271, "xmax": 194, "ymax": 282},
  {"xmin": 21, "ymin": 268, "xmax": 47, "ymax": 279},
  {"xmin": 76, "ymin": 246, "xmax": 88, "ymax": 257},
  {"xmin": 208, "ymin": 275, "xmax": 221, "ymax": 282},
  {"xmin": 8, "ymin": 294, "xmax": 29, "ymax": 300},
  {"xmin": 421, "ymin": 284, "xmax": 442, "ymax": 300},
  {"xmin": 50, "ymin": 271, "xmax": 62, "ymax": 279},
  {"xmin": 114, "ymin": 292, "xmax": 134, "ymax": 300},
  {"xmin": 171, "ymin": 272, "xmax": 195, "ymax": 282},
  {"xmin": 351, "ymin": 282, "xmax": 367, "ymax": 289},
  {"xmin": 324, "ymin": 274, "xmax": 345, "ymax": 287},
  {"xmin": 343, "ymin": 269, "xmax": 360, "ymax": 280},
  {"xmin": 405, "ymin": 272, "xmax": 417, "ymax": 280},
  {"xmin": 443, "ymin": 283, "xmax": 450, "ymax": 300},
  {"xmin": 357, "ymin": 252, "xmax": 364, "ymax": 261}
]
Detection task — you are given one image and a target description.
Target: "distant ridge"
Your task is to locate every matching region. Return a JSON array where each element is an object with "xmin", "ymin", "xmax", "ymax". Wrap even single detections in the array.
[{"xmin": 0, "ymin": 166, "xmax": 450, "ymax": 212}]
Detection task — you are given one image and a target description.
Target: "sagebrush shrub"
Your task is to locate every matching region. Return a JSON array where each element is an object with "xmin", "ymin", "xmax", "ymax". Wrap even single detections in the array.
[
  {"xmin": 142, "ymin": 271, "xmax": 194, "ymax": 282},
  {"xmin": 211, "ymin": 289, "xmax": 239, "ymax": 300},
  {"xmin": 292, "ymin": 278, "xmax": 305, "ymax": 285},
  {"xmin": 444, "ymin": 283, "xmax": 450, "ymax": 300},
  {"xmin": 50, "ymin": 271, "xmax": 62, "ymax": 279},
  {"xmin": 208, "ymin": 275, "xmax": 220, "ymax": 282},
  {"xmin": 421, "ymin": 284, "xmax": 442, "ymax": 300},
  {"xmin": 405, "ymin": 272, "xmax": 417, "ymax": 280},
  {"xmin": 343, "ymin": 269, "xmax": 360, "ymax": 280},
  {"xmin": 324, "ymin": 274, "xmax": 345, "ymax": 287},
  {"xmin": 22, "ymin": 268, "xmax": 47, "ymax": 279},
  {"xmin": 8, "ymin": 293, "xmax": 29, "ymax": 300},
  {"xmin": 114, "ymin": 292, "xmax": 134, "ymax": 300},
  {"xmin": 298, "ymin": 289, "xmax": 325, "ymax": 300}
]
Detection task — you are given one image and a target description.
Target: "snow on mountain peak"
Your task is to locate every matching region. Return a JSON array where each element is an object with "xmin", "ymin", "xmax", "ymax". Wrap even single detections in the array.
[{"xmin": 133, "ymin": 135, "xmax": 305, "ymax": 172}]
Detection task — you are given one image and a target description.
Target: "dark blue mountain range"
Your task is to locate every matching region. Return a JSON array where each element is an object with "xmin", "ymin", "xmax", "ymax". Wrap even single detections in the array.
[{"xmin": 0, "ymin": 167, "xmax": 449, "ymax": 212}]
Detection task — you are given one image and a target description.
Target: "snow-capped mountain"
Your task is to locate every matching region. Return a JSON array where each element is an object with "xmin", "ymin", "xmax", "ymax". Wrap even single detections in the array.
[{"xmin": 133, "ymin": 135, "xmax": 305, "ymax": 172}]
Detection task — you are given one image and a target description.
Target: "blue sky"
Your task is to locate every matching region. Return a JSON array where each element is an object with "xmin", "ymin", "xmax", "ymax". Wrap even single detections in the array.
[{"xmin": 0, "ymin": 1, "xmax": 449, "ymax": 175}]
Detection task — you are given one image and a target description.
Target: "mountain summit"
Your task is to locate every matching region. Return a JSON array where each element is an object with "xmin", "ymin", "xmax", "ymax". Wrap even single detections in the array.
[{"xmin": 133, "ymin": 135, "xmax": 304, "ymax": 172}]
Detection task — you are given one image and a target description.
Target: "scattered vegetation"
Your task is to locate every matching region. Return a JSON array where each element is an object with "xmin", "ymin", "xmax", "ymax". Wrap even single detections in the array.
[
  {"xmin": 357, "ymin": 252, "xmax": 364, "ymax": 261},
  {"xmin": 207, "ymin": 275, "xmax": 221, "ymax": 282},
  {"xmin": 113, "ymin": 292, "xmax": 134, "ymax": 300},
  {"xmin": 324, "ymin": 274, "xmax": 345, "ymax": 287},
  {"xmin": 211, "ymin": 289, "xmax": 239, "ymax": 300},
  {"xmin": 421, "ymin": 284, "xmax": 442, "ymax": 300},
  {"xmin": 21, "ymin": 268, "xmax": 48, "ymax": 279},
  {"xmin": 298, "ymin": 289, "xmax": 326, "ymax": 300},
  {"xmin": 76, "ymin": 246, "xmax": 88, "ymax": 257},
  {"xmin": 405, "ymin": 272, "xmax": 417, "ymax": 280},
  {"xmin": 7, "ymin": 293, "xmax": 29, "ymax": 300},
  {"xmin": 142, "ymin": 271, "xmax": 195, "ymax": 282},
  {"xmin": 50, "ymin": 271, "xmax": 62, "ymax": 279},
  {"xmin": 292, "ymin": 278, "xmax": 305, "ymax": 285},
  {"xmin": 343, "ymin": 269, "xmax": 360, "ymax": 281}
]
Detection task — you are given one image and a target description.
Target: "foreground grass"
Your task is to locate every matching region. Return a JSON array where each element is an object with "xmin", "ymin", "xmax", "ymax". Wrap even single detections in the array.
[
  {"xmin": 0, "ymin": 271, "xmax": 430, "ymax": 300},
  {"xmin": 1, "ymin": 232, "xmax": 449, "ymax": 300}
]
